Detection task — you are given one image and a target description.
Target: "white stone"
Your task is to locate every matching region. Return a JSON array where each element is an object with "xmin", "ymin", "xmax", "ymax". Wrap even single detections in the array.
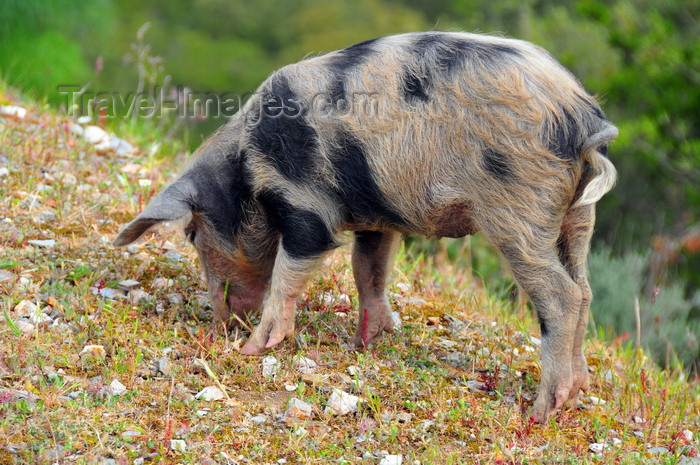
[
  {"xmin": 249, "ymin": 414, "xmax": 267, "ymax": 425},
  {"xmin": 151, "ymin": 277, "xmax": 173, "ymax": 289},
  {"xmin": 68, "ymin": 123, "xmax": 84, "ymax": 136},
  {"xmin": 293, "ymin": 355, "xmax": 317, "ymax": 374},
  {"xmin": 27, "ymin": 239, "xmax": 56, "ymax": 249},
  {"xmin": 28, "ymin": 311, "xmax": 52, "ymax": 325},
  {"xmin": 0, "ymin": 270, "xmax": 14, "ymax": 283},
  {"xmin": 83, "ymin": 125, "xmax": 109, "ymax": 144},
  {"xmin": 347, "ymin": 366, "xmax": 359, "ymax": 377},
  {"xmin": 285, "ymin": 397, "xmax": 313, "ymax": 420},
  {"xmin": 110, "ymin": 379, "xmax": 127, "ymax": 396},
  {"xmin": 169, "ymin": 439, "xmax": 187, "ymax": 452},
  {"xmin": 76, "ymin": 116, "xmax": 92, "ymax": 124},
  {"xmin": 128, "ymin": 290, "xmax": 151, "ymax": 305},
  {"xmin": 585, "ymin": 396, "xmax": 606, "ymax": 405},
  {"xmin": 611, "ymin": 438, "xmax": 622, "ymax": 448},
  {"xmin": 262, "ymin": 356, "xmax": 279, "ymax": 378},
  {"xmin": 648, "ymin": 446, "xmax": 669, "ymax": 454},
  {"xmin": 285, "ymin": 384, "xmax": 297, "ymax": 392},
  {"xmin": 0, "ymin": 167, "xmax": 9, "ymax": 177},
  {"xmin": 602, "ymin": 369, "xmax": 617, "ymax": 384},
  {"xmin": 60, "ymin": 172, "xmax": 77, "ymax": 185},
  {"xmin": 682, "ymin": 430, "xmax": 693, "ymax": 442},
  {"xmin": 438, "ymin": 339, "xmax": 458, "ymax": 349},
  {"xmin": 14, "ymin": 300, "xmax": 37, "ymax": 317},
  {"xmin": 195, "ymin": 386, "xmax": 224, "ymax": 401},
  {"xmin": 99, "ymin": 287, "xmax": 127, "ymax": 300},
  {"xmin": 395, "ymin": 283, "xmax": 411, "ymax": 293},
  {"xmin": 589, "ymin": 443, "xmax": 605, "ymax": 453},
  {"xmin": 324, "ymin": 388, "xmax": 361, "ymax": 416},
  {"xmin": 391, "ymin": 311, "xmax": 401, "ymax": 329},
  {"xmin": 15, "ymin": 320, "xmax": 35, "ymax": 334},
  {"xmin": 0, "ymin": 105, "xmax": 27, "ymax": 119},
  {"xmin": 79, "ymin": 345, "xmax": 106, "ymax": 358},
  {"xmin": 476, "ymin": 347, "xmax": 490, "ymax": 357},
  {"xmin": 118, "ymin": 279, "xmax": 141, "ymax": 291},
  {"xmin": 380, "ymin": 456, "xmax": 402, "ymax": 465}
]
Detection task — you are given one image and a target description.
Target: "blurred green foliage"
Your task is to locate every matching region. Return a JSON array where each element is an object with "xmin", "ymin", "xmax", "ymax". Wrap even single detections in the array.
[{"xmin": 0, "ymin": 0, "xmax": 697, "ymax": 367}]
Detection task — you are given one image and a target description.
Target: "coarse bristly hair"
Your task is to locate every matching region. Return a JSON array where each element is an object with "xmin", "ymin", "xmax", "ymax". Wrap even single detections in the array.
[{"xmin": 114, "ymin": 31, "xmax": 618, "ymax": 421}]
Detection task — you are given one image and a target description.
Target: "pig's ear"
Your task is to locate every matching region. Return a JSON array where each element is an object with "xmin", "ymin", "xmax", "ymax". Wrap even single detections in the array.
[{"xmin": 113, "ymin": 181, "xmax": 194, "ymax": 247}]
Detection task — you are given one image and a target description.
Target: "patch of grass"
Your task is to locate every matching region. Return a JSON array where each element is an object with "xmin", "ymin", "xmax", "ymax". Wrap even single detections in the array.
[{"xmin": 0, "ymin": 87, "xmax": 698, "ymax": 464}]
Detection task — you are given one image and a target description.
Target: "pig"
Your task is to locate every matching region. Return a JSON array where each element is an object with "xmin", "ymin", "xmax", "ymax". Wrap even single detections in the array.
[{"xmin": 113, "ymin": 31, "xmax": 617, "ymax": 421}]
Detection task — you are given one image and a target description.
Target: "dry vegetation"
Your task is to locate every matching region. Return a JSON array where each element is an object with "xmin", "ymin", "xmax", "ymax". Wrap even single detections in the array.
[{"xmin": 0, "ymin": 90, "xmax": 698, "ymax": 465}]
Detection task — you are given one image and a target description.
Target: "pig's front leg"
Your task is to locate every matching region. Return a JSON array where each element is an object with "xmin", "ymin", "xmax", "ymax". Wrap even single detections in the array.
[
  {"xmin": 350, "ymin": 230, "xmax": 400, "ymax": 348},
  {"xmin": 240, "ymin": 246, "xmax": 325, "ymax": 355}
]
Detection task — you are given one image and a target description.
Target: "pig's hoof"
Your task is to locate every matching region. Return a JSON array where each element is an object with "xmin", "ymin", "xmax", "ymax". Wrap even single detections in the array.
[
  {"xmin": 350, "ymin": 307, "xmax": 395, "ymax": 349},
  {"xmin": 562, "ymin": 359, "xmax": 590, "ymax": 409},
  {"xmin": 240, "ymin": 320, "xmax": 294, "ymax": 356},
  {"xmin": 530, "ymin": 380, "xmax": 575, "ymax": 423}
]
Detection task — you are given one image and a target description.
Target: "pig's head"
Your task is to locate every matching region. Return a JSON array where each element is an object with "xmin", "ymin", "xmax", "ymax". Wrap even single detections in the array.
[{"xmin": 113, "ymin": 146, "xmax": 278, "ymax": 329}]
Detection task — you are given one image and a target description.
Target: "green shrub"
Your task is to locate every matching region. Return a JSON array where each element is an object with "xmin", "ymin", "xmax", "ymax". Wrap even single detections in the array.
[{"xmin": 589, "ymin": 248, "xmax": 700, "ymax": 372}]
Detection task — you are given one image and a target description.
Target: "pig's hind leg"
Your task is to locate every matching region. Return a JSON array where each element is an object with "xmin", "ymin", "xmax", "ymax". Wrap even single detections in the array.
[
  {"xmin": 557, "ymin": 204, "xmax": 596, "ymax": 408},
  {"xmin": 350, "ymin": 230, "xmax": 400, "ymax": 349},
  {"xmin": 480, "ymin": 208, "xmax": 583, "ymax": 422}
]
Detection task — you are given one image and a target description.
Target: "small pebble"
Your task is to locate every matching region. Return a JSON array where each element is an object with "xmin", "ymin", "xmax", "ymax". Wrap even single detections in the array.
[
  {"xmin": 109, "ymin": 379, "xmax": 127, "ymax": 396},
  {"xmin": 285, "ymin": 397, "xmax": 313, "ymax": 420},
  {"xmin": 262, "ymin": 356, "xmax": 279, "ymax": 378},
  {"xmin": 249, "ymin": 414, "xmax": 267, "ymax": 425},
  {"xmin": 324, "ymin": 388, "xmax": 361, "ymax": 416},
  {"xmin": 15, "ymin": 320, "xmax": 35, "ymax": 334},
  {"xmin": 0, "ymin": 270, "xmax": 14, "ymax": 283},
  {"xmin": 14, "ymin": 300, "xmax": 37, "ymax": 317},
  {"xmin": 117, "ymin": 279, "xmax": 140, "ymax": 292},
  {"xmin": 60, "ymin": 172, "xmax": 77, "ymax": 185},
  {"xmin": 79, "ymin": 345, "xmax": 106, "ymax": 358},
  {"xmin": 0, "ymin": 105, "xmax": 27, "ymax": 118},
  {"xmin": 585, "ymin": 396, "xmax": 606, "ymax": 405},
  {"xmin": 195, "ymin": 386, "xmax": 224, "ymax": 401},
  {"xmin": 36, "ymin": 211, "xmax": 57, "ymax": 222},
  {"xmin": 170, "ymin": 439, "xmax": 187, "ymax": 452},
  {"xmin": 0, "ymin": 167, "xmax": 9, "ymax": 177},
  {"xmin": 647, "ymin": 446, "xmax": 669, "ymax": 454},
  {"xmin": 589, "ymin": 443, "xmax": 605, "ymax": 453},
  {"xmin": 128, "ymin": 290, "xmax": 151, "ymax": 305},
  {"xmin": 156, "ymin": 357, "xmax": 171, "ymax": 376},
  {"xmin": 379, "ymin": 455, "xmax": 402, "ymax": 465},
  {"xmin": 293, "ymin": 355, "xmax": 317, "ymax": 374}
]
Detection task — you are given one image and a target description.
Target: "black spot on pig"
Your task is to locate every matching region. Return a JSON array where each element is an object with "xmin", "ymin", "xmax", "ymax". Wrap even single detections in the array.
[
  {"xmin": 258, "ymin": 191, "xmax": 336, "ymax": 259},
  {"xmin": 328, "ymin": 38, "xmax": 380, "ymax": 73},
  {"xmin": 250, "ymin": 74, "xmax": 318, "ymax": 182},
  {"xmin": 182, "ymin": 154, "xmax": 252, "ymax": 240},
  {"xmin": 537, "ymin": 312, "xmax": 549, "ymax": 337},
  {"xmin": 548, "ymin": 109, "xmax": 580, "ymax": 161},
  {"xmin": 326, "ymin": 38, "xmax": 380, "ymax": 103},
  {"xmin": 401, "ymin": 70, "xmax": 430, "ymax": 103},
  {"xmin": 329, "ymin": 79, "xmax": 350, "ymax": 111},
  {"xmin": 413, "ymin": 33, "xmax": 521, "ymax": 74},
  {"xmin": 482, "ymin": 149, "xmax": 513, "ymax": 179},
  {"xmin": 329, "ymin": 132, "xmax": 408, "ymax": 228}
]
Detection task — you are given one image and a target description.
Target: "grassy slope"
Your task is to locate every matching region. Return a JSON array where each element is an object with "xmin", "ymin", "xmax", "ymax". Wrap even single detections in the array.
[{"xmin": 0, "ymin": 89, "xmax": 698, "ymax": 465}]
